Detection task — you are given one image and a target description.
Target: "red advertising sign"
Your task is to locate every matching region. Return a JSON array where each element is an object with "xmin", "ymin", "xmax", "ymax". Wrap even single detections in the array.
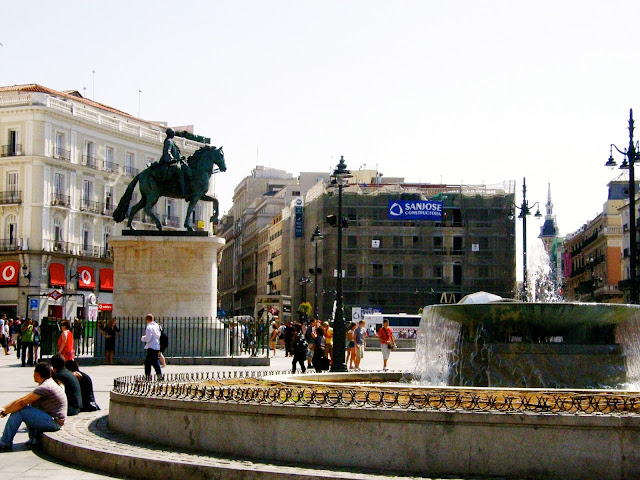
[
  {"xmin": 0, "ymin": 261, "xmax": 19, "ymax": 286},
  {"xmin": 77, "ymin": 266, "xmax": 95, "ymax": 290},
  {"xmin": 98, "ymin": 303, "xmax": 113, "ymax": 311}
]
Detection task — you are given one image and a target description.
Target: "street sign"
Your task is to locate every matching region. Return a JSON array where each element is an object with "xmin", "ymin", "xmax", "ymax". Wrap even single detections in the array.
[
  {"xmin": 49, "ymin": 290, "xmax": 62, "ymax": 301},
  {"xmin": 29, "ymin": 298, "xmax": 39, "ymax": 310}
]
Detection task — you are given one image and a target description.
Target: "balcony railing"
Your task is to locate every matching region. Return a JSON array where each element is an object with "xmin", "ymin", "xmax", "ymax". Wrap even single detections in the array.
[
  {"xmin": 43, "ymin": 239, "xmax": 105, "ymax": 258},
  {"xmin": 53, "ymin": 147, "xmax": 70, "ymax": 161},
  {"xmin": 104, "ymin": 161, "xmax": 118, "ymax": 173},
  {"xmin": 0, "ymin": 238, "xmax": 27, "ymax": 251},
  {"xmin": 79, "ymin": 198, "xmax": 101, "ymax": 214},
  {"xmin": 51, "ymin": 193, "xmax": 71, "ymax": 207},
  {"xmin": 0, "ymin": 144, "xmax": 23, "ymax": 157},
  {"xmin": 0, "ymin": 190, "xmax": 22, "ymax": 204},
  {"xmin": 102, "ymin": 202, "xmax": 115, "ymax": 216},
  {"xmin": 82, "ymin": 155, "xmax": 101, "ymax": 170},
  {"xmin": 124, "ymin": 165, "xmax": 139, "ymax": 177}
]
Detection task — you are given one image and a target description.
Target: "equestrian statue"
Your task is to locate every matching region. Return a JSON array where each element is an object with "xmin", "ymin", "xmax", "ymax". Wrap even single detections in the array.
[{"xmin": 113, "ymin": 128, "xmax": 227, "ymax": 231}]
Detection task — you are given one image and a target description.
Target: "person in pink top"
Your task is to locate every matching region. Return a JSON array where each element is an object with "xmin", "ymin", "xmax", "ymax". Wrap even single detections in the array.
[{"xmin": 56, "ymin": 320, "xmax": 74, "ymax": 361}]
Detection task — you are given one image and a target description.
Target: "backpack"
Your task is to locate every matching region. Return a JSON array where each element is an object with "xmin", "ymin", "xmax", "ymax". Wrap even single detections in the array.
[{"xmin": 159, "ymin": 327, "xmax": 168, "ymax": 352}]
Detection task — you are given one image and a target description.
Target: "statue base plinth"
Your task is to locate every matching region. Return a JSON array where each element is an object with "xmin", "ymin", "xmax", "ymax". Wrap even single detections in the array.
[{"xmin": 110, "ymin": 234, "xmax": 225, "ymax": 318}]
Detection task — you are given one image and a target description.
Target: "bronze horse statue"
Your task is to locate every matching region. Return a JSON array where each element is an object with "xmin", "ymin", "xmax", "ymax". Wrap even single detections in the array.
[{"xmin": 113, "ymin": 145, "xmax": 226, "ymax": 231}]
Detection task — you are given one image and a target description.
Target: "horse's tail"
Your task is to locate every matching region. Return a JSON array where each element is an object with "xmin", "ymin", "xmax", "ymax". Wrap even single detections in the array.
[{"xmin": 113, "ymin": 175, "xmax": 140, "ymax": 222}]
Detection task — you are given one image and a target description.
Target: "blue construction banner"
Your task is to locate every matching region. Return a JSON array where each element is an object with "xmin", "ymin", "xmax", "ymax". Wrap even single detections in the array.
[{"xmin": 388, "ymin": 200, "xmax": 443, "ymax": 220}]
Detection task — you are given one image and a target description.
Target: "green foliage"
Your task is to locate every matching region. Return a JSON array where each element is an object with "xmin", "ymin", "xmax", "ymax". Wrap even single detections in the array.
[{"xmin": 298, "ymin": 302, "xmax": 312, "ymax": 316}]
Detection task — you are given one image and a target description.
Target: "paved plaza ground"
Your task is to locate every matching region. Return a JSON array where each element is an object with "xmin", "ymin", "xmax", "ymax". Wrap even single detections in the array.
[{"xmin": 0, "ymin": 346, "xmax": 419, "ymax": 479}]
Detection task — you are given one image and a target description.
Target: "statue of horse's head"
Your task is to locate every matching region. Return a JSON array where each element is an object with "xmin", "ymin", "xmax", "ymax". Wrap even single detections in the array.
[{"xmin": 188, "ymin": 145, "xmax": 227, "ymax": 173}]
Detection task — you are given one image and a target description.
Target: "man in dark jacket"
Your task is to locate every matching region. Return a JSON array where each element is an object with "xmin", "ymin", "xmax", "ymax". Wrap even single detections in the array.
[
  {"xmin": 50, "ymin": 353, "xmax": 82, "ymax": 416},
  {"xmin": 65, "ymin": 360, "xmax": 99, "ymax": 412}
]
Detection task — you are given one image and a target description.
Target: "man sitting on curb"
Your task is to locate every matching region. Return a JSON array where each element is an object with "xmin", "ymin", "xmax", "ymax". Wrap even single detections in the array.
[
  {"xmin": 0, "ymin": 362, "xmax": 67, "ymax": 450},
  {"xmin": 50, "ymin": 353, "xmax": 82, "ymax": 416}
]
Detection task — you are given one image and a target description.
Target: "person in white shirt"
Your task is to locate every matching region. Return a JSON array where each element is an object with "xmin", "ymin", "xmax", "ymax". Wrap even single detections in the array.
[{"xmin": 140, "ymin": 313, "xmax": 162, "ymax": 379}]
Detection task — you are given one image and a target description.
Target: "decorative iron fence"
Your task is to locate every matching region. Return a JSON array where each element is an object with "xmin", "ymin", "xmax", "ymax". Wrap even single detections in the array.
[
  {"xmin": 41, "ymin": 317, "xmax": 269, "ymax": 360},
  {"xmin": 111, "ymin": 370, "xmax": 640, "ymax": 415}
]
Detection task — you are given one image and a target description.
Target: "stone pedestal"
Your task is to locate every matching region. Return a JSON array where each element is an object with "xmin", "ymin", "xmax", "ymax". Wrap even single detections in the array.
[{"xmin": 109, "ymin": 234, "xmax": 225, "ymax": 318}]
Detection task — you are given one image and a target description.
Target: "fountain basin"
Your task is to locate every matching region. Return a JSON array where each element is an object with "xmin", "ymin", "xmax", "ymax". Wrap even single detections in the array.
[
  {"xmin": 109, "ymin": 372, "xmax": 640, "ymax": 479},
  {"xmin": 415, "ymin": 302, "xmax": 640, "ymax": 388}
]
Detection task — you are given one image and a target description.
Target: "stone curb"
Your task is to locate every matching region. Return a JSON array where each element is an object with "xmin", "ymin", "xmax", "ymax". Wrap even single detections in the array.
[{"xmin": 41, "ymin": 412, "xmax": 426, "ymax": 480}]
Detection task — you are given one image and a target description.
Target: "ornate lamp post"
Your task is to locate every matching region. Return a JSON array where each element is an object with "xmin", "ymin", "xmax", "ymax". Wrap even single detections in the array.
[
  {"xmin": 310, "ymin": 226, "xmax": 324, "ymax": 319},
  {"xmin": 328, "ymin": 156, "xmax": 351, "ymax": 372},
  {"xmin": 605, "ymin": 109, "xmax": 639, "ymax": 304},
  {"xmin": 510, "ymin": 178, "xmax": 541, "ymax": 301}
]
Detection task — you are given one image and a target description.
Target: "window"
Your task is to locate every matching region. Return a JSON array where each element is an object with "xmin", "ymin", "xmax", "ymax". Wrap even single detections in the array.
[
  {"xmin": 393, "ymin": 263, "xmax": 403, "ymax": 278},
  {"xmin": 6, "ymin": 171, "xmax": 18, "ymax": 193},
  {"xmin": 54, "ymin": 173, "xmax": 65, "ymax": 195},
  {"xmin": 53, "ymin": 217, "xmax": 63, "ymax": 244},
  {"xmin": 104, "ymin": 186, "xmax": 114, "ymax": 212},
  {"xmin": 453, "ymin": 236, "xmax": 463, "ymax": 252},
  {"xmin": 103, "ymin": 226, "xmax": 111, "ymax": 255},
  {"xmin": 372, "ymin": 262, "xmax": 383, "ymax": 277},
  {"xmin": 347, "ymin": 264, "xmax": 357, "ymax": 277},
  {"xmin": 434, "ymin": 265, "xmax": 443, "ymax": 279},
  {"xmin": 433, "ymin": 236, "xmax": 443, "ymax": 250},
  {"xmin": 125, "ymin": 152, "xmax": 135, "ymax": 176},
  {"xmin": 393, "ymin": 236, "xmax": 403, "ymax": 248},
  {"xmin": 82, "ymin": 179, "xmax": 93, "ymax": 208},
  {"xmin": 347, "ymin": 236, "xmax": 357, "ymax": 248},
  {"xmin": 105, "ymin": 146, "xmax": 115, "ymax": 172},
  {"xmin": 292, "ymin": 191, "xmax": 301, "ymax": 197},
  {"xmin": 479, "ymin": 237, "xmax": 489, "ymax": 250},
  {"xmin": 6, "ymin": 130, "xmax": 19, "ymax": 156},
  {"xmin": 82, "ymin": 223, "xmax": 90, "ymax": 251},
  {"xmin": 6, "ymin": 215, "xmax": 17, "ymax": 246},
  {"xmin": 54, "ymin": 133, "xmax": 67, "ymax": 160},
  {"xmin": 412, "ymin": 265, "xmax": 423, "ymax": 278}
]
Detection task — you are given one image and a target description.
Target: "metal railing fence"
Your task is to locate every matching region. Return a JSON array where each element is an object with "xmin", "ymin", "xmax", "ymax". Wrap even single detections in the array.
[{"xmin": 41, "ymin": 316, "xmax": 269, "ymax": 359}]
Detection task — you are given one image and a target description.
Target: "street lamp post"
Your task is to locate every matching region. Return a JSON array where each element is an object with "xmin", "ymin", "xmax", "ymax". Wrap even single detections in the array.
[
  {"xmin": 311, "ymin": 226, "xmax": 324, "ymax": 319},
  {"xmin": 511, "ymin": 178, "xmax": 541, "ymax": 301},
  {"xmin": 605, "ymin": 109, "xmax": 639, "ymax": 304},
  {"xmin": 328, "ymin": 156, "xmax": 351, "ymax": 372}
]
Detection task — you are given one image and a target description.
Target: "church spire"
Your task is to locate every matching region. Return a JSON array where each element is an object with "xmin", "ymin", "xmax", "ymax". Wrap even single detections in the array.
[{"xmin": 545, "ymin": 182, "xmax": 553, "ymax": 218}]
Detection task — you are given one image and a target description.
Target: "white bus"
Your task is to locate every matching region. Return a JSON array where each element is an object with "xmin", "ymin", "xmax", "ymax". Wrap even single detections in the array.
[{"xmin": 362, "ymin": 313, "xmax": 421, "ymax": 339}]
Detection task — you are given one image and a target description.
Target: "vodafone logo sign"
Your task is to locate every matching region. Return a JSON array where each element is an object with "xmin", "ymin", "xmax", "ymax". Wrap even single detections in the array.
[
  {"xmin": 80, "ymin": 269, "xmax": 92, "ymax": 285},
  {"xmin": 0, "ymin": 261, "xmax": 19, "ymax": 285},
  {"xmin": 2, "ymin": 265, "xmax": 15, "ymax": 282}
]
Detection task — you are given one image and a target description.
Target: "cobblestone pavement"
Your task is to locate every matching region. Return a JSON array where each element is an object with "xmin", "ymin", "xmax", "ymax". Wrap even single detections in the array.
[{"xmin": 0, "ymin": 346, "xmax": 432, "ymax": 479}]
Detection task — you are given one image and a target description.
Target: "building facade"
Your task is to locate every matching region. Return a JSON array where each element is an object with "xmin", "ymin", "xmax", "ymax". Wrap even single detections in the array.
[
  {"xmin": 219, "ymin": 167, "xmax": 517, "ymax": 321},
  {"xmin": 563, "ymin": 179, "xmax": 626, "ymax": 303},
  {"xmin": 0, "ymin": 84, "xmax": 210, "ymax": 320}
]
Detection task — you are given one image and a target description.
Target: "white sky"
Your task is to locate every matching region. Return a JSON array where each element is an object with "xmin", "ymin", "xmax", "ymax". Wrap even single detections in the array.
[{"xmin": 3, "ymin": 0, "xmax": 640, "ymax": 280}]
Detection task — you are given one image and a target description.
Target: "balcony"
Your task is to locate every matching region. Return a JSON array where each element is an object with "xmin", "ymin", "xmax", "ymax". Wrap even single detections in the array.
[
  {"xmin": 0, "ymin": 190, "xmax": 22, "ymax": 204},
  {"xmin": 103, "ymin": 161, "xmax": 118, "ymax": 173},
  {"xmin": 53, "ymin": 147, "xmax": 70, "ymax": 161},
  {"xmin": 43, "ymin": 239, "xmax": 103, "ymax": 258},
  {"xmin": 124, "ymin": 165, "xmax": 139, "ymax": 177},
  {"xmin": 79, "ymin": 198, "xmax": 101, "ymax": 214},
  {"xmin": 82, "ymin": 155, "xmax": 101, "ymax": 170},
  {"xmin": 102, "ymin": 202, "xmax": 115, "ymax": 217},
  {"xmin": 51, "ymin": 193, "xmax": 71, "ymax": 207},
  {"xmin": 0, "ymin": 238, "xmax": 26, "ymax": 251},
  {"xmin": 0, "ymin": 144, "xmax": 23, "ymax": 157}
]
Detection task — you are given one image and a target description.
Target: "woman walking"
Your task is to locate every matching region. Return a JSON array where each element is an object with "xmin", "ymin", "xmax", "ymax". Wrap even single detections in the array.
[{"xmin": 57, "ymin": 320, "xmax": 74, "ymax": 361}]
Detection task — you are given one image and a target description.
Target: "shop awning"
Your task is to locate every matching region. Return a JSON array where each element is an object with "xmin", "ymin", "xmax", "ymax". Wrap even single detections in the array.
[
  {"xmin": 49, "ymin": 262, "xmax": 66, "ymax": 288},
  {"xmin": 0, "ymin": 261, "xmax": 19, "ymax": 286},
  {"xmin": 99, "ymin": 268, "xmax": 113, "ymax": 292},
  {"xmin": 77, "ymin": 266, "xmax": 95, "ymax": 290}
]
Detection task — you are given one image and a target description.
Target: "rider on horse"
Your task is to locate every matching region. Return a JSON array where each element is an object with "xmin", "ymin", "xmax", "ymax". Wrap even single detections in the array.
[{"xmin": 153, "ymin": 128, "xmax": 190, "ymax": 198}]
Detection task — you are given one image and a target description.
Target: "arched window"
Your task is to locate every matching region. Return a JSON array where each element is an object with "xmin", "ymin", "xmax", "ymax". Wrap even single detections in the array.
[{"xmin": 5, "ymin": 214, "xmax": 17, "ymax": 247}]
